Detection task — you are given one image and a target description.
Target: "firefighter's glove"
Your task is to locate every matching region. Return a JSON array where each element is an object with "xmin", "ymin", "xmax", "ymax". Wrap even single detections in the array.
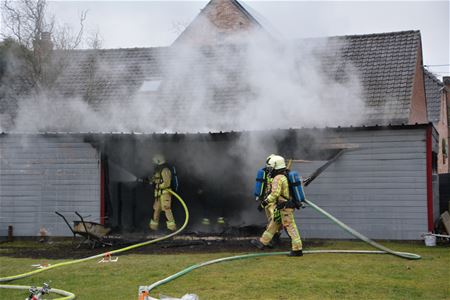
[
  {"xmin": 276, "ymin": 201, "xmax": 286, "ymax": 210},
  {"xmin": 258, "ymin": 200, "xmax": 266, "ymax": 211},
  {"xmin": 285, "ymin": 200, "xmax": 298, "ymax": 209},
  {"xmin": 257, "ymin": 199, "xmax": 269, "ymax": 211},
  {"xmin": 137, "ymin": 177, "xmax": 150, "ymax": 184},
  {"xmin": 257, "ymin": 203, "xmax": 264, "ymax": 212}
]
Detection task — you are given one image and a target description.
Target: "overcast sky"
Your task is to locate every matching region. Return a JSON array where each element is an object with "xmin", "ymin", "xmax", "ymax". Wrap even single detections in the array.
[{"xmin": 47, "ymin": 1, "xmax": 450, "ymax": 77}]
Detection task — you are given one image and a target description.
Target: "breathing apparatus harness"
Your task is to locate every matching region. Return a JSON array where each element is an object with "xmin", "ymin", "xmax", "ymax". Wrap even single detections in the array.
[
  {"xmin": 258, "ymin": 167, "xmax": 306, "ymax": 209},
  {"xmin": 261, "ymin": 167, "xmax": 307, "ymax": 224}
]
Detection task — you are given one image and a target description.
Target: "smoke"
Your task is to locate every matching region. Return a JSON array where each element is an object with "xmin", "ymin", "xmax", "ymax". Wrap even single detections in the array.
[
  {"xmin": 240, "ymin": 35, "xmax": 365, "ymax": 129},
  {"xmin": 154, "ymin": 29, "xmax": 365, "ymax": 133},
  {"xmin": 0, "ymin": 17, "xmax": 368, "ymax": 231},
  {"xmin": 2, "ymin": 22, "xmax": 366, "ymax": 134}
]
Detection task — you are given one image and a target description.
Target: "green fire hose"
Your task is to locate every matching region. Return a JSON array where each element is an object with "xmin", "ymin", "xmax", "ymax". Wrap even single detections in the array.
[
  {"xmin": 0, "ymin": 190, "xmax": 189, "ymax": 299},
  {"xmin": 303, "ymin": 199, "xmax": 421, "ymax": 260},
  {"xmin": 140, "ymin": 197, "xmax": 421, "ymax": 299},
  {"xmin": 0, "ymin": 284, "xmax": 75, "ymax": 300},
  {"xmin": 1, "ymin": 189, "xmax": 422, "ymax": 300}
]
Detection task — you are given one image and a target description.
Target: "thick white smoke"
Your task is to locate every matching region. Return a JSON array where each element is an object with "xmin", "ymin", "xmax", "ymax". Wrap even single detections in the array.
[{"xmin": 4, "ymin": 20, "xmax": 366, "ymax": 134}]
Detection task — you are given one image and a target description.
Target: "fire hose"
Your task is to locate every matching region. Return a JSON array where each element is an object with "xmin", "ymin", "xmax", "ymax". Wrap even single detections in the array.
[
  {"xmin": 0, "ymin": 190, "xmax": 190, "ymax": 299},
  {"xmin": 0, "ymin": 184, "xmax": 422, "ymax": 299},
  {"xmin": 139, "ymin": 197, "xmax": 421, "ymax": 300}
]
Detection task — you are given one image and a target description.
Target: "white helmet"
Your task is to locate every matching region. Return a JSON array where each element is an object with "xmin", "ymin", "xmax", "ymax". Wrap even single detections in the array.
[
  {"xmin": 265, "ymin": 154, "xmax": 276, "ymax": 167},
  {"xmin": 267, "ymin": 155, "xmax": 286, "ymax": 170},
  {"xmin": 152, "ymin": 154, "xmax": 166, "ymax": 165}
]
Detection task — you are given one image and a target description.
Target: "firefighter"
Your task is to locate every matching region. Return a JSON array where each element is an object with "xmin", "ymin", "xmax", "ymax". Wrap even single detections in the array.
[
  {"xmin": 148, "ymin": 154, "xmax": 177, "ymax": 231},
  {"xmin": 256, "ymin": 154, "xmax": 281, "ymax": 245},
  {"xmin": 251, "ymin": 155, "xmax": 303, "ymax": 256}
]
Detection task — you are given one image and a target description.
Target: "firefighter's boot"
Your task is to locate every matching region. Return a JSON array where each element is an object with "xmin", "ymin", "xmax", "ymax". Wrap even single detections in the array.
[
  {"xmin": 268, "ymin": 231, "xmax": 281, "ymax": 248},
  {"xmin": 166, "ymin": 220, "xmax": 177, "ymax": 231},
  {"xmin": 149, "ymin": 219, "xmax": 159, "ymax": 231},
  {"xmin": 250, "ymin": 239, "xmax": 266, "ymax": 250},
  {"xmin": 288, "ymin": 250, "xmax": 303, "ymax": 257}
]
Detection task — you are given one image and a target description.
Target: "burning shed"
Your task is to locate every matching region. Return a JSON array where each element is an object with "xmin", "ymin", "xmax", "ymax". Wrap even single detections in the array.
[
  {"xmin": 0, "ymin": 0, "xmax": 447, "ymax": 241},
  {"xmin": 0, "ymin": 124, "xmax": 439, "ymax": 240}
]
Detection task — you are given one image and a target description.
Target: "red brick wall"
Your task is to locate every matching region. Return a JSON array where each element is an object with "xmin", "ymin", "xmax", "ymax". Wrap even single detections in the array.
[
  {"xmin": 173, "ymin": 0, "xmax": 259, "ymax": 46},
  {"xmin": 409, "ymin": 45, "xmax": 428, "ymax": 124}
]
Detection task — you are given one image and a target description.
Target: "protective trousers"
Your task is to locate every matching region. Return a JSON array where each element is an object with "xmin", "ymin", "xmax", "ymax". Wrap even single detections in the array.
[
  {"xmin": 264, "ymin": 203, "xmax": 276, "ymax": 222},
  {"xmin": 260, "ymin": 208, "xmax": 302, "ymax": 251},
  {"xmin": 150, "ymin": 190, "xmax": 176, "ymax": 231}
]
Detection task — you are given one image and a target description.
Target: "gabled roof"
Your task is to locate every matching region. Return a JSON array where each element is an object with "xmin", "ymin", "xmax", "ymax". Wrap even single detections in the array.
[
  {"xmin": 172, "ymin": 0, "xmax": 263, "ymax": 46},
  {"xmin": 1, "ymin": 30, "xmax": 422, "ymax": 133},
  {"xmin": 313, "ymin": 30, "xmax": 421, "ymax": 124},
  {"xmin": 424, "ymin": 68, "xmax": 444, "ymax": 123},
  {"xmin": 54, "ymin": 47, "xmax": 166, "ymax": 108},
  {"xmin": 228, "ymin": 0, "xmax": 263, "ymax": 27}
]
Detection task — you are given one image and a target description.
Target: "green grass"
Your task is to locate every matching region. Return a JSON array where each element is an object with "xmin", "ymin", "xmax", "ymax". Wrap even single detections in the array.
[{"xmin": 0, "ymin": 241, "xmax": 449, "ymax": 299}]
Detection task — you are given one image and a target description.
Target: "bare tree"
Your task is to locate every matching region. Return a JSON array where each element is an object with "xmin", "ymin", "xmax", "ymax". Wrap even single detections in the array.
[{"xmin": 0, "ymin": 0, "xmax": 89, "ymax": 92}]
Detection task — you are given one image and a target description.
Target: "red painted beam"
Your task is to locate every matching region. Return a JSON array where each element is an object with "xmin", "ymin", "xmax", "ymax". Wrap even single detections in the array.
[
  {"xmin": 426, "ymin": 126, "xmax": 433, "ymax": 232},
  {"xmin": 100, "ymin": 158, "xmax": 105, "ymax": 226}
]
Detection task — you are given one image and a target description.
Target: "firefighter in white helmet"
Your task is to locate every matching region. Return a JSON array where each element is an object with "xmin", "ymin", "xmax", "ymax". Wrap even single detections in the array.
[
  {"xmin": 251, "ymin": 155, "xmax": 303, "ymax": 256},
  {"xmin": 148, "ymin": 154, "xmax": 177, "ymax": 231},
  {"xmin": 256, "ymin": 154, "xmax": 281, "ymax": 246}
]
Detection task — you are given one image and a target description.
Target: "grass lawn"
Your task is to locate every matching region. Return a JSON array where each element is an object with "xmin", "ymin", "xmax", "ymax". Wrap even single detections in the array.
[{"xmin": 0, "ymin": 240, "xmax": 449, "ymax": 299}]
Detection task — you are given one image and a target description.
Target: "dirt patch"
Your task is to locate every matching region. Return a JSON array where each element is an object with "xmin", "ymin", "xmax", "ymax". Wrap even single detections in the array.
[{"xmin": 0, "ymin": 235, "xmax": 327, "ymax": 259}]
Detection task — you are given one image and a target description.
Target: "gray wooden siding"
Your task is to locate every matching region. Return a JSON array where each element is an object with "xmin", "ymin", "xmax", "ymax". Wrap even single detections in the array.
[
  {"xmin": 293, "ymin": 128, "xmax": 430, "ymax": 240},
  {"xmin": 0, "ymin": 135, "xmax": 100, "ymax": 236}
]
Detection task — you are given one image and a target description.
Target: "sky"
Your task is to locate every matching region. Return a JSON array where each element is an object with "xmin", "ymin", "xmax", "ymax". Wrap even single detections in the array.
[{"xmin": 36, "ymin": 1, "xmax": 450, "ymax": 78}]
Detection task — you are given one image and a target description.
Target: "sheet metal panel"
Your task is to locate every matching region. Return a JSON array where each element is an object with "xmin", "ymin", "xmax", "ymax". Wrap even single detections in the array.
[
  {"xmin": 0, "ymin": 135, "xmax": 100, "ymax": 236},
  {"xmin": 293, "ymin": 127, "xmax": 429, "ymax": 240}
]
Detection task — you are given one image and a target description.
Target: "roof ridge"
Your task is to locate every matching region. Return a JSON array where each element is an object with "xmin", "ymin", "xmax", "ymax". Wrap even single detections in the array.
[
  {"xmin": 59, "ymin": 30, "xmax": 422, "ymax": 53},
  {"xmin": 326, "ymin": 30, "xmax": 420, "ymax": 40},
  {"xmin": 57, "ymin": 46, "xmax": 168, "ymax": 53}
]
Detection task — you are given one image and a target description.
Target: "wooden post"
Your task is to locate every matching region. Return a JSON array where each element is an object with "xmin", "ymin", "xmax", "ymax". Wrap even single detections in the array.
[{"xmin": 7, "ymin": 225, "xmax": 13, "ymax": 242}]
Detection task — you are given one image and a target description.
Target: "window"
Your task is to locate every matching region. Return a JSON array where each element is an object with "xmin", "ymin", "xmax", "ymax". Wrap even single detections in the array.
[
  {"xmin": 432, "ymin": 151, "xmax": 438, "ymax": 174},
  {"xmin": 442, "ymin": 138, "xmax": 448, "ymax": 164},
  {"xmin": 139, "ymin": 79, "xmax": 162, "ymax": 92}
]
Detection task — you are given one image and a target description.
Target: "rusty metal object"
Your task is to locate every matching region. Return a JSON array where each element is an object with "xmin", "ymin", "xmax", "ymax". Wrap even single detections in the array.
[{"xmin": 55, "ymin": 211, "xmax": 112, "ymax": 248}]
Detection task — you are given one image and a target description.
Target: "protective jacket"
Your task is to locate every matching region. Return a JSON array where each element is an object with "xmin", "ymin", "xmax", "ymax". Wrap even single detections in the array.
[
  {"xmin": 149, "ymin": 164, "xmax": 176, "ymax": 231},
  {"xmin": 267, "ymin": 174, "xmax": 290, "ymax": 204},
  {"xmin": 152, "ymin": 164, "xmax": 172, "ymax": 197}
]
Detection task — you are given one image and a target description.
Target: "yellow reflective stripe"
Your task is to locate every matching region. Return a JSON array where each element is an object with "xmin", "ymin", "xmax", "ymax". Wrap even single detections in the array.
[{"xmin": 262, "ymin": 231, "xmax": 273, "ymax": 240}]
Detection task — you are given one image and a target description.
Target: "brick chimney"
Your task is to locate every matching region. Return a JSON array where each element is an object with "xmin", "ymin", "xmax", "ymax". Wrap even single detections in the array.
[
  {"xmin": 444, "ymin": 76, "xmax": 450, "ymax": 90},
  {"xmin": 33, "ymin": 31, "xmax": 54, "ymax": 58}
]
